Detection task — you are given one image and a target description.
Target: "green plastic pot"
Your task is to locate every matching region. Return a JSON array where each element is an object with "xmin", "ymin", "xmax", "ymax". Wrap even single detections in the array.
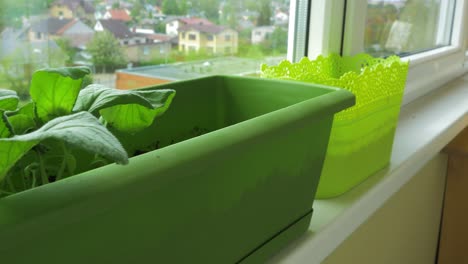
[
  {"xmin": 0, "ymin": 76, "xmax": 354, "ymax": 263},
  {"xmin": 261, "ymin": 54, "xmax": 409, "ymax": 199}
]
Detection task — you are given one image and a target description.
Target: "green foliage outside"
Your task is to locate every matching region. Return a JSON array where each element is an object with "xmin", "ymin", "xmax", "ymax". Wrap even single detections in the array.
[
  {"xmin": 162, "ymin": 0, "xmax": 187, "ymax": 15},
  {"xmin": 237, "ymin": 27, "xmax": 288, "ymax": 59},
  {"xmin": 198, "ymin": 0, "xmax": 220, "ymax": 22},
  {"xmin": 130, "ymin": 0, "xmax": 144, "ymax": 24},
  {"xmin": 257, "ymin": 0, "xmax": 272, "ymax": 26},
  {"xmin": 220, "ymin": 0, "xmax": 238, "ymax": 28},
  {"xmin": 55, "ymin": 38, "xmax": 76, "ymax": 66},
  {"xmin": 0, "ymin": 0, "xmax": 53, "ymax": 30},
  {"xmin": 87, "ymin": 31, "xmax": 127, "ymax": 73}
]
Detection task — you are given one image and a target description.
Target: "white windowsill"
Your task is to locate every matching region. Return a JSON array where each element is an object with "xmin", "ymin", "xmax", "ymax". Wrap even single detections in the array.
[{"xmin": 268, "ymin": 73, "xmax": 468, "ymax": 263}]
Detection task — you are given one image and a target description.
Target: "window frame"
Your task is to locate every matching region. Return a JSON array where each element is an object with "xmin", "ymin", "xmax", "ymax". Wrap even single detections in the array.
[
  {"xmin": 188, "ymin": 33, "xmax": 196, "ymax": 41},
  {"xmin": 298, "ymin": 0, "xmax": 468, "ymax": 105}
]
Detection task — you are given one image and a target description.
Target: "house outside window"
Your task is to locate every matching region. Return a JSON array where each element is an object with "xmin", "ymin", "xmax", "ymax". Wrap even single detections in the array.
[
  {"xmin": 207, "ymin": 35, "xmax": 214, "ymax": 41},
  {"xmin": 189, "ymin": 34, "xmax": 196, "ymax": 41},
  {"xmin": 225, "ymin": 34, "xmax": 231, "ymax": 41}
]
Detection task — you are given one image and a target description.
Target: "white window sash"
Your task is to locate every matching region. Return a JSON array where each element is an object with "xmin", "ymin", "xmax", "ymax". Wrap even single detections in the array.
[{"xmin": 313, "ymin": 0, "xmax": 468, "ymax": 104}]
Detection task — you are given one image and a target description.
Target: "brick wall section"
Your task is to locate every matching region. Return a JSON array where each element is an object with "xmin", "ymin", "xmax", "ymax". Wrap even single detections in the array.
[{"xmin": 116, "ymin": 72, "xmax": 171, "ymax": 90}]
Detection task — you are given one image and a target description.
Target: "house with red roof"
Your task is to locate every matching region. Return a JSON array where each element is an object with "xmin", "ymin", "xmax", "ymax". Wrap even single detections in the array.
[
  {"xmin": 103, "ymin": 9, "xmax": 132, "ymax": 22},
  {"xmin": 178, "ymin": 24, "xmax": 238, "ymax": 55}
]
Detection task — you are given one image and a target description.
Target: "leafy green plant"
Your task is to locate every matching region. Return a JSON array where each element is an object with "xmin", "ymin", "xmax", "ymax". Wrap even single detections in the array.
[{"xmin": 0, "ymin": 67, "xmax": 175, "ymax": 196}]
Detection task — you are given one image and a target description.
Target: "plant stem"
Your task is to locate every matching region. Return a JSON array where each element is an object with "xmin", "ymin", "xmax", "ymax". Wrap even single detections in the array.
[
  {"xmin": 31, "ymin": 171, "xmax": 37, "ymax": 188},
  {"xmin": 37, "ymin": 150, "xmax": 49, "ymax": 185},
  {"xmin": 24, "ymin": 163, "xmax": 39, "ymax": 189},
  {"xmin": 6, "ymin": 174, "xmax": 16, "ymax": 193},
  {"xmin": 98, "ymin": 116, "xmax": 108, "ymax": 127},
  {"xmin": 56, "ymin": 142, "xmax": 68, "ymax": 181}
]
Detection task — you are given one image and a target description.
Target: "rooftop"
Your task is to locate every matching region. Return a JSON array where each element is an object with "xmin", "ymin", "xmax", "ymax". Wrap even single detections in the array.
[
  {"xmin": 107, "ymin": 9, "xmax": 132, "ymax": 22},
  {"xmin": 178, "ymin": 24, "xmax": 230, "ymax": 34},
  {"xmin": 118, "ymin": 56, "xmax": 285, "ymax": 81},
  {"xmin": 146, "ymin": 33, "xmax": 176, "ymax": 43},
  {"xmin": 30, "ymin": 18, "xmax": 74, "ymax": 34},
  {"xmin": 97, "ymin": 19, "xmax": 133, "ymax": 39},
  {"xmin": 179, "ymin": 17, "xmax": 214, "ymax": 26}
]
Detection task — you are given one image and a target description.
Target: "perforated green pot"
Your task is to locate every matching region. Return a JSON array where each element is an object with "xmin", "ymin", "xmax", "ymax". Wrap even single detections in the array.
[
  {"xmin": 262, "ymin": 54, "xmax": 409, "ymax": 198},
  {"xmin": 0, "ymin": 76, "xmax": 354, "ymax": 263}
]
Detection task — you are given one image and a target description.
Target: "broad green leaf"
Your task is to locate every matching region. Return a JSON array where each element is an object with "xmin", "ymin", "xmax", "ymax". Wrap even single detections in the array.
[
  {"xmin": 0, "ymin": 111, "xmax": 128, "ymax": 182},
  {"xmin": 36, "ymin": 67, "xmax": 92, "ymax": 80},
  {"xmin": 0, "ymin": 89, "xmax": 19, "ymax": 111},
  {"xmin": 0, "ymin": 111, "xmax": 11, "ymax": 138},
  {"xmin": 100, "ymin": 89, "xmax": 176, "ymax": 134},
  {"xmin": 0, "ymin": 140, "xmax": 36, "ymax": 182},
  {"xmin": 6, "ymin": 102, "xmax": 36, "ymax": 135},
  {"xmin": 73, "ymin": 84, "xmax": 154, "ymax": 114},
  {"xmin": 30, "ymin": 67, "xmax": 91, "ymax": 122}
]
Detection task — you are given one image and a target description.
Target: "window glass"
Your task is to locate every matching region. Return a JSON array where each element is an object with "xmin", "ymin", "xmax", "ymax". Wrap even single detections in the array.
[
  {"xmin": 188, "ymin": 34, "xmax": 197, "ymax": 40},
  {"xmin": 0, "ymin": 0, "xmax": 290, "ymax": 93},
  {"xmin": 365, "ymin": 0, "xmax": 455, "ymax": 57}
]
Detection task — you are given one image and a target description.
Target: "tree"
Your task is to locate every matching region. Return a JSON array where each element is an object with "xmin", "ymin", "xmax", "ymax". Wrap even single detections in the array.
[
  {"xmin": 56, "ymin": 38, "xmax": 76, "ymax": 66},
  {"xmin": 267, "ymin": 27, "xmax": 288, "ymax": 54},
  {"xmin": 179, "ymin": 0, "xmax": 188, "ymax": 15},
  {"xmin": 162, "ymin": 0, "xmax": 180, "ymax": 15},
  {"xmin": 257, "ymin": 0, "xmax": 272, "ymax": 26},
  {"xmin": 154, "ymin": 22, "xmax": 166, "ymax": 33},
  {"xmin": 131, "ymin": 1, "xmax": 144, "ymax": 24},
  {"xmin": 220, "ymin": 0, "xmax": 238, "ymax": 29},
  {"xmin": 87, "ymin": 31, "xmax": 127, "ymax": 73},
  {"xmin": 0, "ymin": 0, "xmax": 62, "ymax": 30},
  {"xmin": 199, "ymin": 0, "xmax": 219, "ymax": 22}
]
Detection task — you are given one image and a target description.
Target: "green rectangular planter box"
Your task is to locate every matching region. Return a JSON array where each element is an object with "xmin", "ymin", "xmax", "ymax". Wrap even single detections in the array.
[{"xmin": 0, "ymin": 76, "xmax": 354, "ymax": 263}]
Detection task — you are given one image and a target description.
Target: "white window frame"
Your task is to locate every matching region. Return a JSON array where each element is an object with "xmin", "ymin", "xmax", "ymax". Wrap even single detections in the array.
[
  {"xmin": 297, "ymin": 0, "xmax": 468, "ymax": 105},
  {"xmin": 306, "ymin": 0, "xmax": 345, "ymax": 59}
]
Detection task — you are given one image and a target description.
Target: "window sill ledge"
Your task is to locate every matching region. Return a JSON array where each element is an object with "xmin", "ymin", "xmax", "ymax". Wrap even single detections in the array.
[{"xmin": 268, "ymin": 74, "xmax": 468, "ymax": 263}]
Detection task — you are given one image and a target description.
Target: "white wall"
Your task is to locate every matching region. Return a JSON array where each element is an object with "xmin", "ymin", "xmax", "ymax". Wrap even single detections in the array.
[{"xmin": 323, "ymin": 153, "xmax": 447, "ymax": 264}]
